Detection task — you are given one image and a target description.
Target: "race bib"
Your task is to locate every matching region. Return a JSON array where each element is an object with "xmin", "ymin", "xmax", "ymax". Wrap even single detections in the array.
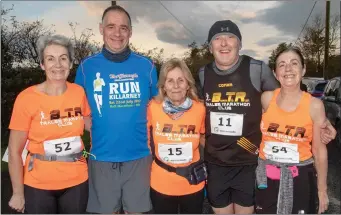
[
  {"xmin": 43, "ymin": 136, "xmax": 82, "ymax": 156},
  {"xmin": 158, "ymin": 142, "xmax": 193, "ymax": 164},
  {"xmin": 210, "ymin": 112, "xmax": 243, "ymax": 136},
  {"xmin": 263, "ymin": 141, "xmax": 299, "ymax": 163}
]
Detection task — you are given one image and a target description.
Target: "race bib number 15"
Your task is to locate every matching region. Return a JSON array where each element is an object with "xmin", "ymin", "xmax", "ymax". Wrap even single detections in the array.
[
  {"xmin": 158, "ymin": 142, "xmax": 193, "ymax": 164},
  {"xmin": 210, "ymin": 112, "xmax": 243, "ymax": 136}
]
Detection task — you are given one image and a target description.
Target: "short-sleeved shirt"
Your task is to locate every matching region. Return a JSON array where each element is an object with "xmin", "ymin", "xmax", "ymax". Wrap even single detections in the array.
[
  {"xmin": 148, "ymin": 99, "xmax": 205, "ymax": 196},
  {"xmin": 75, "ymin": 51, "xmax": 158, "ymax": 162},
  {"xmin": 9, "ymin": 82, "xmax": 90, "ymax": 190}
]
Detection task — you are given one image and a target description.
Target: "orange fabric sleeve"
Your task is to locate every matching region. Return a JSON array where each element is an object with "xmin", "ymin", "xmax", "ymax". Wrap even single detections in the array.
[{"xmin": 9, "ymin": 92, "xmax": 32, "ymax": 131}]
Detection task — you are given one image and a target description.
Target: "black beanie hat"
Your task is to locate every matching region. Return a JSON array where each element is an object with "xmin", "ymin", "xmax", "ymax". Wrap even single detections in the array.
[{"xmin": 207, "ymin": 20, "xmax": 242, "ymax": 45}]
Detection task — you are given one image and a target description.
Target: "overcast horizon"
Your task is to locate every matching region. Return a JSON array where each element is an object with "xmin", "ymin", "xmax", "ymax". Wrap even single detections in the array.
[{"xmin": 2, "ymin": 1, "xmax": 340, "ymax": 63}]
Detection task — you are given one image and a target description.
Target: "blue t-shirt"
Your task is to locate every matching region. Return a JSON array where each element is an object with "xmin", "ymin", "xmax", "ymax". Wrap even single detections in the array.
[{"xmin": 75, "ymin": 51, "xmax": 158, "ymax": 162}]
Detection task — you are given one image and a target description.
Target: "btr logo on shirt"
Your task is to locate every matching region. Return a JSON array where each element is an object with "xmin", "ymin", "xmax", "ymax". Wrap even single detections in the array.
[
  {"xmin": 40, "ymin": 107, "xmax": 83, "ymax": 127},
  {"xmin": 50, "ymin": 107, "xmax": 82, "ymax": 119},
  {"xmin": 155, "ymin": 122, "xmax": 200, "ymax": 141},
  {"xmin": 161, "ymin": 124, "xmax": 197, "ymax": 134},
  {"xmin": 266, "ymin": 123, "xmax": 306, "ymax": 138},
  {"xmin": 205, "ymin": 91, "xmax": 251, "ymax": 111},
  {"xmin": 211, "ymin": 91, "xmax": 249, "ymax": 103}
]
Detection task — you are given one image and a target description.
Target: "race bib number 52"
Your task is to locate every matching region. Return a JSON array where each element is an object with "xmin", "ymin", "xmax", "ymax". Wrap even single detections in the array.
[
  {"xmin": 210, "ymin": 112, "xmax": 243, "ymax": 136},
  {"xmin": 43, "ymin": 136, "xmax": 82, "ymax": 156}
]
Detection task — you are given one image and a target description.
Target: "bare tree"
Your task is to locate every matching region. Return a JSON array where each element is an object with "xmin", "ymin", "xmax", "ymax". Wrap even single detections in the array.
[
  {"xmin": 130, "ymin": 44, "xmax": 165, "ymax": 72},
  {"xmin": 2, "ymin": 7, "xmax": 56, "ymax": 67},
  {"xmin": 297, "ymin": 13, "xmax": 340, "ymax": 73},
  {"xmin": 69, "ymin": 22, "xmax": 101, "ymax": 65}
]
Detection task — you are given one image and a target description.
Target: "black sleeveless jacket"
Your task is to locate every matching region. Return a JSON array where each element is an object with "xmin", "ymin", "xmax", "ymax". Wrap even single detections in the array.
[{"xmin": 203, "ymin": 56, "xmax": 262, "ymax": 166}]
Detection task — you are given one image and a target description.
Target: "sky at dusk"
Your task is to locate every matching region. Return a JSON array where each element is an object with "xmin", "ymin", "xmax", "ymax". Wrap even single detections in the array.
[{"xmin": 2, "ymin": 1, "xmax": 340, "ymax": 63}]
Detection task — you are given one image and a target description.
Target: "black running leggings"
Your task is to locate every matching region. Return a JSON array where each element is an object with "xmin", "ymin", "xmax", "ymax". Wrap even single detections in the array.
[
  {"xmin": 150, "ymin": 188, "xmax": 204, "ymax": 214},
  {"xmin": 24, "ymin": 180, "xmax": 88, "ymax": 214}
]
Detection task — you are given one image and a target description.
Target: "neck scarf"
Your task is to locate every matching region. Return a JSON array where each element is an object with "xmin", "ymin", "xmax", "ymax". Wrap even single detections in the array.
[
  {"xmin": 163, "ymin": 97, "xmax": 192, "ymax": 120},
  {"xmin": 102, "ymin": 45, "xmax": 131, "ymax": 63}
]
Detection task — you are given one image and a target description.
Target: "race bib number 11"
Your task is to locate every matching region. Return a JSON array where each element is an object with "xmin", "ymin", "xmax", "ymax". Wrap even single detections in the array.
[{"xmin": 210, "ymin": 112, "xmax": 243, "ymax": 136}]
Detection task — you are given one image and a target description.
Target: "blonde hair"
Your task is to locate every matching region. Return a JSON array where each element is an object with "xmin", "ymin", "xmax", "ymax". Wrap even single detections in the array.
[{"xmin": 155, "ymin": 58, "xmax": 199, "ymax": 103}]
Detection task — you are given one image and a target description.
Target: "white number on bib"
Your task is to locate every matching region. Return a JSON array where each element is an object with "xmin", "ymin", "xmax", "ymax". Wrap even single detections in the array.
[
  {"xmin": 263, "ymin": 141, "xmax": 299, "ymax": 163},
  {"xmin": 43, "ymin": 136, "xmax": 82, "ymax": 156},
  {"xmin": 210, "ymin": 112, "xmax": 243, "ymax": 136},
  {"xmin": 158, "ymin": 142, "xmax": 193, "ymax": 164}
]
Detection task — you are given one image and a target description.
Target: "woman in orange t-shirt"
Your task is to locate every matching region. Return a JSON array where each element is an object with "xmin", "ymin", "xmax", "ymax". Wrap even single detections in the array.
[
  {"xmin": 8, "ymin": 35, "xmax": 91, "ymax": 214},
  {"xmin": 255, "ymin": 47, "xmax": 328, "ymax": 214},
  {"xmin": 147, "ymin": 58, "xmax": 206, "ymax": 214}
]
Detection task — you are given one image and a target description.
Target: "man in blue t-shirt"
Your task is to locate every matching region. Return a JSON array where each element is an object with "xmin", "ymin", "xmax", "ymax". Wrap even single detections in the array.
[{"xmin": 75, "ymin": 5, "xmax": 158, "ymax": 214}]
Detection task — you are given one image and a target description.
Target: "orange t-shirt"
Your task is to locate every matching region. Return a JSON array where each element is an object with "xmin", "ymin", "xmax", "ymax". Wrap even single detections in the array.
[
  {"xmin": 9, "ymin": 82, "xmax": 90, "ymax": 190},
  {"xmin": 259, "ymin": 89, "xmax": 313, "ymax": 162},
  {"xmin": 147, "ymin": 99, "xmax": 205, "ymax": 196}
]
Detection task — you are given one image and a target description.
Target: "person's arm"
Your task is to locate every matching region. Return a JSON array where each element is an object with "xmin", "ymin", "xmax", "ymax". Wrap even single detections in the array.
[
  {"xmin": 150, "ymin": 63, "xmax": 158, "ymax": 99},
  {"xmin": 320, "ymin": 118, "xmax": 337, "ymax": 145},
  {"xmin": 199, "ymin": 103, "xmax": 206, "ymax": 148},
  {"xmin": 310, "ymin": 98, "xmax": 329, "ymax": 214},
  {"xmin": 198, "ymin": 66, "xmax": 205, "ymax": 88},
  {"xmin": 8, "ymin": 130, "xmax": 27, "ymax": 195},
  {"xmin": 84, "ymin": 116, "xmax": 92, "ymax": 132},
  {"xmin": 260, "ymin": 91, "xmax": 273, "ymax": 113},
  {"xmin": 199, "ymin": 134, "xmax": 205, "ymax": 148},
  {"xmin": 74, "ymin": 62, "xmax": 85, "ymax": 88},
  {"xmin": 7, "ymin": 91, "xmax": 32, "ymax": 213},
  {"xmin": 260, "ymin": 62, "xmax": 280, "ymax": 92},
  {"xmin": 198, "ymin": 104, "xmax": 206, "ymax": 160},
  {"xmin": 8, "ymin": 130, "xmax": 27, "ymax": 213},
  {"xmin": 197, "ymin": 66, "xmax": 205, "ymax": 100},
  {"xmin": 147, "ymin": 101, "xmax": 154, "ymax": 155},
  {"xmin": 82, "ymin": 92, "xmax": 92, "ymax": 132}
]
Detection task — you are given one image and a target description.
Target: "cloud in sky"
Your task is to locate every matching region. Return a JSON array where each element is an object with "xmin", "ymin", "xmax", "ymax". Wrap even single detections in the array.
[
  {"xmin": 79, "ymin": 1, "xmax": 219, "ymax": 47},
  {"xmin": 240, "ymin": 49, "xmax": 259, "ymax": 58},
  {"xmin": 241, "ymin": 1, "xmax": 340, "ymax": 37},
  {"xmin": 256, "ymin": 36, "xmax": 292, "ymax": 47},
  {"xmin": 3, "ymin": 1, "xmax": 339, "ymax": 61}
]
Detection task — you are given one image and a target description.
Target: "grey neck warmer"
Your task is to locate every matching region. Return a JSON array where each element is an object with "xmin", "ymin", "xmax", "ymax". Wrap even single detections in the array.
[{"xmin": 212, "ymin": 55, "xmax": 243, "ymax": 75}]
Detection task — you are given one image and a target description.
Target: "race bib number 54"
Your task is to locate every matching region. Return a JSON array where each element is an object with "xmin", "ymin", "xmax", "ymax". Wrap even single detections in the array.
[
  {"xmin": 43, "ymin": 136, "xmax": 82, "ymax": 156},
  {"xmin": 263, "ymin": 141, "xmax": 299, "ymax": 163},
  {"xmin": 210, "ymin": 112, "xmax": 243, "ymax": 136}
]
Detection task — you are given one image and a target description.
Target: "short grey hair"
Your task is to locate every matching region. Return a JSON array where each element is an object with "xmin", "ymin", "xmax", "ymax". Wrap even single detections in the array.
[{"xmin": 37, "ymin": 34, "xmax": 74, "ymax": 64}]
